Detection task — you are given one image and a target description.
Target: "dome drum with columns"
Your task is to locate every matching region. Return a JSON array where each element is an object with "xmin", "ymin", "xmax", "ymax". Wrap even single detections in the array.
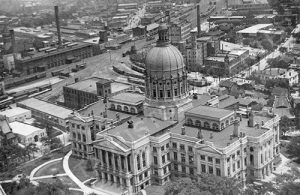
[{"xmin": 143, "ymin": 24, "xmax": 192, "ymax": 121}]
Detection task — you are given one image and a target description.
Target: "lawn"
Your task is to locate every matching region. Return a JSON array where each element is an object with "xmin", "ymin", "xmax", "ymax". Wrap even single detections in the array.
[
  {"xmin": 0, "ymin": 145, "xmax": 71, "ymax": 180},
  {"xmin": 68, "ymin": 156, "xmax": 97, "ymax": 182},
  {"xmin": 145, "ymin": 185, "xmax": 165, "ymax": 195},
  {"xmin": 36, "ymin": 176, "xmax": 79, "ymax": 188},
  {"xmin": 34, "ymin": 159, "xmax": 65, "ymax": 177}
]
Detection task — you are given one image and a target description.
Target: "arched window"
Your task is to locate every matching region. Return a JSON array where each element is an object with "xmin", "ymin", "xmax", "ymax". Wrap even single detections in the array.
[
  {"xmin": 83, "ymin": 134, "xmax": 86, "ymax": 142},
  {"xmin": 186, "ymin": 118, "xmax": 193, "ymax": 125},
  {"xmin": 230, "ymin": 117, "xmax": 234, "ymax": 123},
  {"xmin": 137, "ymin": 155, "xmax": 141, "ymax": 170},
  {"xmin": 124, "ymin": 106, "xmax": 129, "ymax": 112},
  {"xmin": 221, "ymin": 123, "xmax": 225, "ymax": 129},
  {"xmin": 250, "ymin": 147, "xmax": 254, "ymax": 152},
  {"xmin": 212, "ymin": 123, "xmax": 219, "ymax": 130},
  {"xmin": 117, "ymin": 105, "xmax": 122, "ymax": 111},
  {"xmin": 195, "ymin": 120, "xmax": 201, "ymax": 127},
  {"xmin": 130, "ymin": 107, "xmax": 136, "ymax": 114},
  {"xmin": 226, "ymin": 120, "xmax": 229, "ymax": 126},
  {"xmin": 142, "ymin": 152, "xmax": 146, "ymax": 167},
  {"xmin": 72, "ymin": 132, "xmax": 76, "ymax": 138},
  {"xmin": 204, "ymin": 122, "xmax": 210, "ymax": 129},
  {"xmin": 111, "ymin": 104, "xmax": 115, "ymax": 110},
  {"xmin": 77, "ymin": 133, "xmax": 81, "ymax": 140}
]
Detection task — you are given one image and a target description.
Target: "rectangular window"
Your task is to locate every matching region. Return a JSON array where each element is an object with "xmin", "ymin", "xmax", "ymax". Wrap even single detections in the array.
[
  {"xmin": 232, "ymin": 163, "xmax": 235, "ymax": 172},
  {"xmin": 161, "ymin": 146, "xmax": 164, "ymax": 151},
  {"xmin": 174, "ymin": 89, "xmax": 178, "ymax": 96},
  {"xmin": 162, "ymin": 155, "xmax": 166, "ymax": 164},
  {"xmin": 216, "ymin": 159, "xmax": 220, "ymax": 164},
  {"xmin": 244, "ymin": 157, "xmax": 247, "ymax": 166},
  {"xmin": 167, "ymin": 90, "xmax": 171, "ymax": 97},
  {"xmin": 181, "ymin": 154, "xmax": 185, "ymax": 163},
  {"xmin": 174, "ymin": 164, "xmax": 178, "ymax": 170},
  {"xmin": 237, "ymin": 160, "xmax": 240, "ymax": 169},
  {"xmin": 237, "ymin": 150, "xmax": 240, "ymax": 156},
  {"xmin": 154, "ymin": 156, "xmax": 158, "ymax": 165},
  {"xmin": 180, "ymin": 144, "xmax": 185, "ymax": 151},
  {"xmin": 208, "ymin": 157, "xmax": 213, "ymax": 162},
  {"xmin": 153, "ymin": 90, "xmax": 156, "ymax": 98},
  {"xmin": 190, "ymin": 168, "xmax": 194, "ymax": 175},
  {"xmin": 144, "ymin": 171, "xmax": 148, "ymax": 178},
  {"xmin": 153, "ymin": 147, "xmax": 157, "ymax": 153},
  {"xmin": 201, "ymin": 155, "xmax": 205, "ymax": 160},
  {"xmin": 216, "ymin": 168, "xmax": 221, "ymax": 176},
  {"xmin": 139, "ymin": 174, "xmax": 143, "ymax": 181},
  {"xmin": 160, "ymin": 90, "xmax": 163, "ymax": 98},
  {"xmin": 189, "ymin": 155, "xmax": 194, "ymax": 164},
  {"xmin": 188, "ymin": 146, "xmax": 193, "ymax": 152},
  {"xmin": 209, "ymin": 166, "xmax": 213, "ymax": 174},
  {"xmin": 174, "ymin": 152, "xmax": 177, "ymax": 161},
  {"xmin": 182, "ymin": 166, "xmax": 186, "ymax": 173},
  {"xmin": 167, "ymin": 153, "xmax": 170, "ymax": 161},
  {"xmin": 201, "ymin": 164, "xmax": 206, "ymax": 173},
  {"xmin": 166, "ymin": 143, "xmax": 169, "ymax": 148},
  {"xmin": 173, "ymin": 143, "xmax": 177, "ymax": 149}
]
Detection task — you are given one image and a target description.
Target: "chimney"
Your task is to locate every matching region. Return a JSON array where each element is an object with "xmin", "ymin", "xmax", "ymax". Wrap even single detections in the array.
[
  {"xmin": 54, "ymin": 6, "xmax": 62, "ymax": 47},
  {"xmin": 248, "ymin": 111, "xmax": 254, "ymax": 127},
  {"xmin": 197, "ymin": 4, "xmax": 201, "ymax": 38},
  {"xmin": 9, "ymin": 30, "xmax": 15, "ymax": 53},
  {"xmin": 181, "ymin": 126, "xmax": 186, "ymax": 135},
  {"xmin": 197, "ymin": 128, "xmax": 203, "ymax": 139},
  {"xmin": 233, "ymin": 120, "xmax": 240, "ymax": 137}
]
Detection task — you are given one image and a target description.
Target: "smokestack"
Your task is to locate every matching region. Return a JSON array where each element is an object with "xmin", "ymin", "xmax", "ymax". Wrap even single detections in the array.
[
  {"xmin": 9, "ymin": 30, "xmax": 15, "ymax": 53},
  {"xmin": 197, "ymin": 4, "xmax": 201, "ymax": 38},
  {"xmin": 54, "ymin": 6, "xmax": 62, "ymax": 47}
]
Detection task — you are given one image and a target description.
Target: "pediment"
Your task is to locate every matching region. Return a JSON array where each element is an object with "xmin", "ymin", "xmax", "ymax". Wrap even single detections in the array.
[{"xmin": 196, "ymin": 144, "xmax": 222, "ymax": 155}]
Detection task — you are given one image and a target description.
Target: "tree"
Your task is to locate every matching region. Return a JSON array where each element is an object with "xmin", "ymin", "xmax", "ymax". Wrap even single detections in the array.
[
  {"xmin": 286, "ymin": 136, "xmax": 300, "ymax": 161},
  {"xmin": 164, "ymin": 174, "xmax": 241, "ymax": 195},
  {"xmin": 261, "ymin": 39, "xmax": 273, "ymax": 51},
  {"xmin": 280, "ymin": 116, "xmax": 293, "ymax": 135},
  {"xmin": 243, "ymin": 38, "xmax": 251, "ymax": 45},
  {"xmin": 86, "ymin": 159, "xmax": 93, "ymax": 172},
  {"xmin": 26, "ymin": 143, "xmax": 39, "ymax": 159},
  {"xmin": 279, "ymin": 47, "xmax": 287, "ymax": 53}
]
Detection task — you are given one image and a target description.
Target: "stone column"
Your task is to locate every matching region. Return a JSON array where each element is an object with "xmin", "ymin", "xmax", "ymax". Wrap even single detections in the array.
[
  {"xmin": 112, "ymin": 153, "xmax": 116, "ymax": 171},
  {"xmin": 124, "ymin": 155, "xmax": 129, "ymax": 172},
  {"xmin": 105, "ymin": 151, "xmax": 109, "ymax": 169},
  {"xmin": 118, "ymin": 155, "xmax": 122, "ymax": 172}
]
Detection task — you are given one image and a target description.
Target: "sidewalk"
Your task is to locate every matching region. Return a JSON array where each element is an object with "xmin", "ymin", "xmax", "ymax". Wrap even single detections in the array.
[{"xmin": 63, "ymin": 151, "xmax": 115, "ymax": 195}]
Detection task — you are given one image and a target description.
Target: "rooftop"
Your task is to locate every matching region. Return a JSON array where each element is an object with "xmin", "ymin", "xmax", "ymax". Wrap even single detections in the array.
[
  {"xmin": 66, "ymin": 77, "xmax": 104, "ymax": 94},
  {"xmin": 185, "ymin": 105, "xmax": 234, "ymax": 120},
  {"xmin": 111, "ymin": 82, "xmax": 132, "ymax": 94},
  {"xmin": 110, "ymin": 92, "xmax": 145, "ymax": 105},
  {"xmin": 171, "ymin": 114, "xmax": 274, "ymax": 148},
  {"xmin": 237, "ymin": 23, "xmax": 273, "ymax": 34},
  {"xmin": 107, "ymin": 116, "xmax": 177, "ymax": 142},
  {"xmin": 10, "ymin": 121, "xmax": 44, "ymax": 136},
  {"xmin": 18, "ymin": 98, "xmax": 72, "ymax": 119},
  {"xmin": 0, "ymin": 107, "xmax": 30, "ymax": 118}
]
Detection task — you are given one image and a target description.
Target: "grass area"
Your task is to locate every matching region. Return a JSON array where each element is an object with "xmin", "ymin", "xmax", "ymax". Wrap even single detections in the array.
[
  {"xmin": 35, "ymin": 176, "xmax": 79, "ymax": 189},
  {"xmin": 68, "ymin": 156, "xmax": 97, "ymax": 182},
  {"xmin": 0, "ymin": 145, "xmax": 71, "ymax": 180},
  {"xmin": 145, "ymin": 185, "xmax": 165, "ymax": 195},
  {"xmin": 34, "ymin": 159, "xmax": 65, "ymax": 177}
]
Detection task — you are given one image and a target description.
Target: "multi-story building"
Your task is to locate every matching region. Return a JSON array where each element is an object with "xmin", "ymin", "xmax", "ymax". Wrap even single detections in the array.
[
  {"xmin": 15, "ymin": 42, "xmax": 93, "ymax": 75},
  {"xmin": 169, "ymin": 20, "xmax": 192, "ymax": 45},
  {"xmin": 253, "ymin": 68, "xmax": 299, "ymax": 86},
  {"xmin": 17, "ymin": 98, "xmax": 72, "ymax": 131},
  {"xmin": 63, "ymin": 77, "xmax": 132, "ymax": 109},
  {"xmin": 69, "ymin": 24, "xmax": 281, "ymax": 195}
]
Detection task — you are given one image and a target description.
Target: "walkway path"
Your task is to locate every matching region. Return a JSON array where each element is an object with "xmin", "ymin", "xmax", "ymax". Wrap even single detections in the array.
[
  {"xmin": 63, "ymin": 151, "xmax": 115, "ymax": 195},
  {"xmin": 29, "ymin": 157, "xmax": 63, "ymax": 180}
]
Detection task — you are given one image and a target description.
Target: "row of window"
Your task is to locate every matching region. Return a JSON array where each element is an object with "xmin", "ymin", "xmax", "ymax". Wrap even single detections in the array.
[
  {"xmin": 72, "ymin": 132, "xmax": 87, "ymax": 142},
  {"xmin": 200, "ymin": 155, "xmax": 221, "ymax": 164},
  {"xmin": 153, "ymin": 153, "xmax": 170, "ymax": 165},
  {"xmin": 73, "ymin": 142, "xmax": 87, "ymax": 151},
  {"xmin": 173, "ymin": 164, "xmax": 197, "ymax": 175},
  {"xmin": 201, "ymin": 164, "xmax": 221, "ymax": 176},
  {"xmin": 172, "ymin": 142, "xmax": 193, "ymax": 152}
]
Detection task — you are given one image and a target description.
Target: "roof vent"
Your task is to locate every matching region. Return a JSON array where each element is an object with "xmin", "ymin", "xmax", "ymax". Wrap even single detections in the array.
[
  {"xmin": 181, "ymin": 126, "xmax": 186, "ymax": 135},
  {"xmin": 127, "ymin": 120, "xmax": 134, "ymax": 128}
]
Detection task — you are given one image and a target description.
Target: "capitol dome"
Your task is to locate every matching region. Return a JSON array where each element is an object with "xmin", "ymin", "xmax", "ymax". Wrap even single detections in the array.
[{"xmin": 145, "ymin": 24, "xmax": 185, "ymax": 77}]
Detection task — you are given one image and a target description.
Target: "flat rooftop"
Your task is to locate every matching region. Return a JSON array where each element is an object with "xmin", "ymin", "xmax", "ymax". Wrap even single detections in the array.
[
  {"xmin": 66, "ymin": 77, "xmax": 110, "ymax": 94},
  {"xmin": 110, "ymin": 92, "xmax": 145, "ymax": 105},
  {"xmin": 185, "ymin": 105, "xmax": 234, "ymax": 120},
  {"xmin": 111, "ymin": 82, "xmax": 132, "ymax": 94},
  {"xmin": 237, "ymin": 24, "xmax": 273, "ymax": 34},
  {"xmin": 0, "ymin": 107, "xmax": 30, "ymax": 118},
  {"xmin": 171, "ymin": 114, "xmax": 273, "ymax": 148},
  {"xmin": 18, "ymin": 98, "xmax": 72, "ymax": 119},
  {"xmin": 107, "ymin": 116, "xmax": 177, "ymax": 142},
  {"xmin": 10, "ymin": 121, "xmax": 43, "ymax": 136}
]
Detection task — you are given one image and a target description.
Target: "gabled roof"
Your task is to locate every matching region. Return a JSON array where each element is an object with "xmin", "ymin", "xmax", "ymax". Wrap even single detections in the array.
[{"xmin": 94, "ymin": 136, "xmax": 130, "ymax": 153}]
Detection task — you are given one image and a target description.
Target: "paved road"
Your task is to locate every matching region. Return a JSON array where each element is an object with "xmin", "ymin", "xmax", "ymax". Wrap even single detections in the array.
[{"xmin": 37, "ymin": 38, "xmax": 149, "ymax": 102}]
